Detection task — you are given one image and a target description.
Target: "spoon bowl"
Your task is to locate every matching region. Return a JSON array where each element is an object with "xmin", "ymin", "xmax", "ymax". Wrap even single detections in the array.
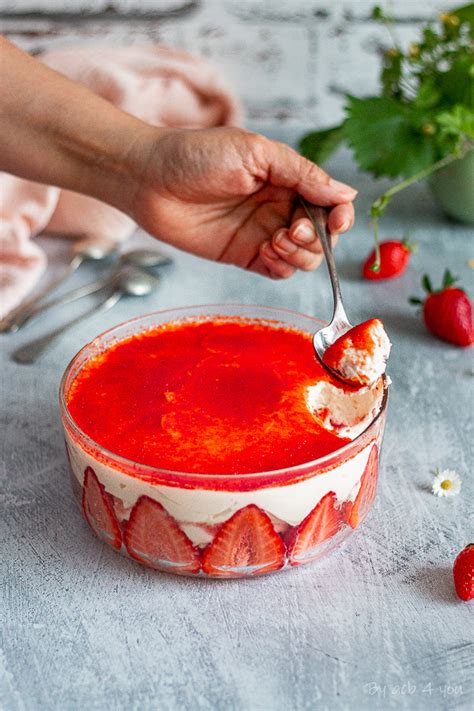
[
  {"xmin": 12, "ymin": 266, "xmax": 160, "ymax": 365},
  {"xmin": 4, "ymin": 250, "xmax": 173, "ymax": 333},
  {"xmin": 72, "ymin": 235, "xmax": 118, "ymax": 261},
  {"xmin": 0, "ymin": 235, "xmax": 119, "ymax": 333},
  {"xmin": 121, "ymin": 248, "xmax": 172, "ymax": 269},
  {"xmin": 113, "ymin": 265, "xmax": 160, "ymax": 296},
  {"xmin": 313, "ymin": 320, "xmax": 352, "ymax": 369}
]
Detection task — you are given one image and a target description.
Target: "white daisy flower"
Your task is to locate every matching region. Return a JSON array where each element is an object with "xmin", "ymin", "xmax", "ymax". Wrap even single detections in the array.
[{"xmin": 431, "ymin": 469, "xmax": 462, "ymax": 497}]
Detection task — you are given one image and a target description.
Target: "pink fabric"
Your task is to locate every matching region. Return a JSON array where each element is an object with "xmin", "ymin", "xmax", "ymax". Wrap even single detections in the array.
[{"xmin": 0, "ymin": 45, "xmax": 242, "ymax": 318}]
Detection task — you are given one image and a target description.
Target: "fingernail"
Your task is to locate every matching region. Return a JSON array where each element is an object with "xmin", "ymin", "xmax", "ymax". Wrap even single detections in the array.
[
  {"xmin": 338, "ymin": 220, "xmax": 350, "ymax": 233},
  {"xmin": 329, "ymin": 179, "xmax": 358, "ymax": 197},
  {"xmin": 262, "ymin": 241, "xmax": 279, "ymax": 260},
  {"xmin": 294, "ymin": 224, "xmax": 315, "ymax": 243},
  {"xmin": 275, "ymin": 233, "xmax": 297, "ymax": 254}
]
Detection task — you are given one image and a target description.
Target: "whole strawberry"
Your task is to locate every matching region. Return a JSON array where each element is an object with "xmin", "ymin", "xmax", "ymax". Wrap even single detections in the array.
[
  {"xmin": 410, "ymin": 270, "xmax": 473, "ymax": 347},
  {"xmin": 453, "ymin": 544, "xmax": 474, "ymax": 602},
  {"xmin": 363, "ymin": 239, "xmax": 415, "ymax": 280}
]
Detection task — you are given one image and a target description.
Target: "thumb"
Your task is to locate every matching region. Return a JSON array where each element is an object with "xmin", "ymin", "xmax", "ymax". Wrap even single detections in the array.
[{"xmin": 261, "ymin": 138, "xmax": 357, "ymax": 206}]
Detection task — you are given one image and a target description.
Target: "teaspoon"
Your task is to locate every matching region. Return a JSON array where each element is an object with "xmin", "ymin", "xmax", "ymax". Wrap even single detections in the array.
[
  {"xmin": 5, "ymin": 248, "xmax": 172, "ymax": 331},
  {"xmin": 300, "ymin": 198, "xmax": 354, "ymax": 382},
  {"xmin": 0, "ymin": 235, "xmax": 118, "ymax": 333},
  {"xmin": 12, "ymin": 266, "xmax": 159, "ymax": 365}
]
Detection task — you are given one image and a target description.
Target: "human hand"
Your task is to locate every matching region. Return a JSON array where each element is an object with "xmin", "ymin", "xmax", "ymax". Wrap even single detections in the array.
[
  {"xmin": 0, "ymin": 40, "xmax": 355, "ymax": 281},
  {"xmin": 130, "ymin": 127, "xmax": 357, "ymax": 279}
]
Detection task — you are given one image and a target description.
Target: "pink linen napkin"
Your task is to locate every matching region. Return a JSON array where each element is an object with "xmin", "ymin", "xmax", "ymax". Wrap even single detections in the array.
[{"xmin": 0, "ymin": 45, "xmax": 243, "ymax": 319}]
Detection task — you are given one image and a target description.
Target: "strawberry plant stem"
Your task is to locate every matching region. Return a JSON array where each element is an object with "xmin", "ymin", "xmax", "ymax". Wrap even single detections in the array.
[{"xmin": 370, "ymin": 143, "xmax": 473, "ymax": 270}]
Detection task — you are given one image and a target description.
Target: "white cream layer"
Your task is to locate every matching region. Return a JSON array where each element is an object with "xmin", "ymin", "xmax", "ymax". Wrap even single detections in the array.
[
  {"xmin": 306, "ymin": 378, "xmax": 384, "ymax": 439},
  {"xmin": 66, "ymin": 431, "xmax": 372, "ymax": 546},
  {"xmin": 335, "ymin": 320, "xmax": 391, "ymax": 386}
]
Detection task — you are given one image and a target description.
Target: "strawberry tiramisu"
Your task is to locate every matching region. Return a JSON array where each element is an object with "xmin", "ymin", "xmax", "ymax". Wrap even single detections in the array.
[
  {"xmin": 60, "ymin": 306, "xmax": 388, "ymax": 578},
  {"xmin": 322, "ymin": 318, "xmax": 391, "ymax": 387}
]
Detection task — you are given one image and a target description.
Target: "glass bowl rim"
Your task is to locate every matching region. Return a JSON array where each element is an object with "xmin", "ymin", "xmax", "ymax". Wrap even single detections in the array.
[{"xmin": 59, "ymin": 303, "xmax": 389, "ymax": 482}]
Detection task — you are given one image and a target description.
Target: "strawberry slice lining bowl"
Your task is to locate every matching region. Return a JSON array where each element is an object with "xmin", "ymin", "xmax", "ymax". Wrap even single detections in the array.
[{"xmin": 59, "ymin": 304, "xmax": 389, "ymax": 579}]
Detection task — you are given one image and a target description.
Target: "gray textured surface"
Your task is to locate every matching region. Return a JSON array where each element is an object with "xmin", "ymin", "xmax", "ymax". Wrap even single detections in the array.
[{"xmin": 1, "ymin": 143, "xmax": 473, "ymax": 711}]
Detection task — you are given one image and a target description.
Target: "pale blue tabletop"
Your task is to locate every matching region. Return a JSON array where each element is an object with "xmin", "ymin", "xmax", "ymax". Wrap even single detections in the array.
[{"xmin": 1, "ymin": 133, "xmax": 473, "ymax": 711}]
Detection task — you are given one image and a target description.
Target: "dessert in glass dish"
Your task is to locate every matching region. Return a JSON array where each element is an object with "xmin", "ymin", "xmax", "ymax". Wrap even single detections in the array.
[{"xmin": 60, "ymin": 305, "xmax": 389, "ymax": 578}]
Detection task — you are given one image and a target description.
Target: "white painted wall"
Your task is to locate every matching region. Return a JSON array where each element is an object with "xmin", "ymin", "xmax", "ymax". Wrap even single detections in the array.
[{"xmin": 0, "ymin": 0, "xmax": 463, "ymax": 128}]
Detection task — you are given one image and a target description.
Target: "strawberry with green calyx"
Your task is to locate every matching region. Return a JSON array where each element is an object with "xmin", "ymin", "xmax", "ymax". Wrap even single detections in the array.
[
  {"xmin": 410, "ymin": 269, "xmax": 473, "ymax": 347},
  {"xmin": 363, "ymin": 238, "xmax": 416, "ymax": 280}
]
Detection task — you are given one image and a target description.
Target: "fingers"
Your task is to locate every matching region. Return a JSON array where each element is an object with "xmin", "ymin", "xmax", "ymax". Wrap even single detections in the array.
[
  {"xmin": 271, "ymin": 228, "xmax": 324, "ymax": 272},
  {"xmin": 257, "ymin": 241, "xmax": 296, "ymax": 279},
  {"xmin": 259, "ymin": 137, "xmax": 358, "ymax": 206},
  {"xmin": 258, "ymin": 201, "xmax": 354, "ymax": 277},
  {"xmin": 251, "ymin": 203, "xmax": 353, "ymax": 280},
  {"xmin": 288, "ymin": 202, "xmax": 354, "ymax": 247},
  {"xmin": 243, "ymin": 134, "xmax": 357, "ymax": 281},
  {"xmin": 327, "ymin": 202, "xmax": 355, "ymax": 235},
  {"xmin": 288, "ymin": 219, "xmax": 340, "ymax": 253}
]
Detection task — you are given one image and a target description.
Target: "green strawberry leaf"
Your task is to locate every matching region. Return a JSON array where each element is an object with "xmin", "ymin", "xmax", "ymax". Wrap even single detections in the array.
[
  {"xmin": 299, "ymin": 125, "xmax": 345, "ymax": 167},
  {"xmin": 414, "ymin": 78, "xmax": 442, "ymax": 109},
  {"xmin": 453, "ymin": 3, "xmax": 474, "ymax": 36},
  {"xmin": 436, "ymin": 58, "xmax": 474, "ymax": 108},
  {"xmin": 343, "ymin": 96, "xmax": 438, "ymax": 178},
  {"xmin": 437, "ymin": 105, "xmax": 474, "ymax": 151}
]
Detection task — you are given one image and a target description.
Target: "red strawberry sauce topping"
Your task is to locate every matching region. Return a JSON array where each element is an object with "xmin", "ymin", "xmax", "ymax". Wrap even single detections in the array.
[
  {"xmin": 323, "ymin": 319, "xmax": 381, "ymax": 374},
  {"xmin": 67, "ymin": 319, "xmax": 353, "ymax": 476}
]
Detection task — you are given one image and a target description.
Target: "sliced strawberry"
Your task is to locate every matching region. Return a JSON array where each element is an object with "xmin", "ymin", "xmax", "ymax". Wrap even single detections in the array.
[
  {"xmin": 347, "ymin": 445, "xmax": 379, "ymax": 529},
  {"xmin": 82, "ymin": 466, "xmax": 122, "ymax": 550},
  {"xmin": 288, "ymin": 492, "xmax": 344, "ymax": 565},
  {"xmin": 124, "ymin": 496, "xmax": 200, "ymax": 574},
  {"xmin": 202, "ymin": 504, "xmax": 285, "ymax": 577}
]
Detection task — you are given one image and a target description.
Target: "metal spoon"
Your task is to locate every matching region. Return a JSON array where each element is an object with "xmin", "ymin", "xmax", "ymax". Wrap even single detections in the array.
[
  {"xmin": 5, "ymin": 248, "xmax": 172, "ymax": 331},
  {"xmin": 12, "ymin": 266, "xmax": 159, "ymax": 365},
  {"xmin": 0, "ymin": 235, "xmax": 118, "ymax": 333},
  {"xmin": 123, "ymin": 248, "xmax": 172, "ymax": 270},
  {"xmin": 300, "ymin": 198, "xmax": 353, "ymax": 380}
]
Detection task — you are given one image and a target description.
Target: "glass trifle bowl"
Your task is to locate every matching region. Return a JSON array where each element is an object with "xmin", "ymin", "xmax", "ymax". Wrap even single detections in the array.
[{"xmin": 60, "ymin": 304, "xmax": 388, "ymax": 578}]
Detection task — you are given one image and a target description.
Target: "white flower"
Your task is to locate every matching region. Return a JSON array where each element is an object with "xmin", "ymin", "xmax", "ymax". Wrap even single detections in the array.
[{"xmin": 431, "ymin": 469, "xmax": 462, "ymax": 497}]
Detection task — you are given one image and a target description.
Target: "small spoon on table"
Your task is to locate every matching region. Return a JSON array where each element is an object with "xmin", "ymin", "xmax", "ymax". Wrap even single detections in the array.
[
  {"xmin": 125, "ymin": 249, "xmax": 173, "ymax": 270},
  {"xmin": 4, "ymin": 248, "xmax": 172, "ymax": 332},
  {"xmin": 12, "ymin": 266, "xmax": 160, "ymax": 365},
  {"xmin": 300, "ymin": 198, "xmax": 354, "ymax": 381},
  {"xmin": 0, "ymin": 235, "xmax": 118, "ymax": 333}
]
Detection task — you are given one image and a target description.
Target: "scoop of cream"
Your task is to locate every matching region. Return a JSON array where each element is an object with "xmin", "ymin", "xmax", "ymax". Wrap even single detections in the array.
[
  {"xmin": 322, "ymin": 318, "xmax": 391, "ymax": 387},
  {"xmin": 306, "ymin": 377, "xmax": 385, "ymax": 440}
]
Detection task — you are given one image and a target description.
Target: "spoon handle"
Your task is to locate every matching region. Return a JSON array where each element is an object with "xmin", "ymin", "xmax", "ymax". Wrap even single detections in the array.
[
  {"xmin": 12, "ymin": 289, "xmax": 122, "ymax": 365},
  {"xmin": 10, "ymin": 273, "xmax": 110, "ymax": 330},
  {"xmin": 0, "ymin": 254, "xmax": 83, "ymax": 333},
  {"xmin": 300, "ymin": 198, "xmax": 349, "ymax": 325}
]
